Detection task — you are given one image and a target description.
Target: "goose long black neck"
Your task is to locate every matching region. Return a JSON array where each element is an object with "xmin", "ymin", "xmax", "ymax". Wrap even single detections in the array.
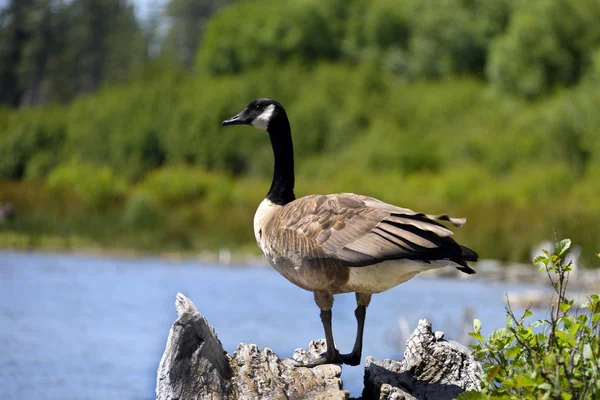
[{"xmin": 266, "ymin": 114, "xmax": 295, "ymax": 205}]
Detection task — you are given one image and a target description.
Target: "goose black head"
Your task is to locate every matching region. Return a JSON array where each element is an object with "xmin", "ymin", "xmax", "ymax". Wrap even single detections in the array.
[{"xmin": 222, "ymin": 98, "xmax": 285, "ymax": 132}]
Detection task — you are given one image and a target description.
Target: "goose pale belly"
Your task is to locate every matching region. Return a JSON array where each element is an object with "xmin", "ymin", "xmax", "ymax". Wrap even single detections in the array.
[
  {"xmin": 261, "ymin": 249, "xmax": 439, "ymax": 294},
  {"xmin": 344, "ymin": 260, "xmax": 440, "ymax": 294}
]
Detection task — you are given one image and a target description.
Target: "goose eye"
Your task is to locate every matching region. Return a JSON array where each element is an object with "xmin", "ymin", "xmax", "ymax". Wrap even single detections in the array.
[{"xmin": 254, "ymin": 104, "xmax": 261, "ymax": 110}]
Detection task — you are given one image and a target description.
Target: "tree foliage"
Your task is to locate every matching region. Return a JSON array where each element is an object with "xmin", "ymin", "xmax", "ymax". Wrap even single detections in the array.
[
  {"xmin": 487, "ymin": 0, "xmax": 600, "ymax": 97},
  {"xmin": 161, "ymin": 0, "xmax": 233, "ymax": 67},
  {"xmin": 1, "ymin": 0, "xmax": 599, "ymax": 105},
  {"xmin": 197, "ymin": 0, "xmax": 348, "ymax": 74},
  {"xmin": 1, "ymin": 0, "xmax": 600, "ymax": 258},
  {"xmin": 0, "ymin": 0, "xmax": 146, "ymax": 106}
]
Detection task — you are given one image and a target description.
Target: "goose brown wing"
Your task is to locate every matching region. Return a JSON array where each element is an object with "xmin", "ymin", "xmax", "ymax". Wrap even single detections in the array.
[{"xmin": 282, "ymin": 194, "xmax": 468, "ymax": 267}]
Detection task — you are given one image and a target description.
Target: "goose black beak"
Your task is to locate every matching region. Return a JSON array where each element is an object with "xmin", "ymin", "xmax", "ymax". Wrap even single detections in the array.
[{"xmin": 222, "ymin": 111, "xmax": 247, "ymax": 126}]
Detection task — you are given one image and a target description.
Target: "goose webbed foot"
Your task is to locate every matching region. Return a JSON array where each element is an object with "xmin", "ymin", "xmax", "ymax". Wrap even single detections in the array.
[
  {"xmin": 295, "ymin": 348, "xmax": 343, "ymax": 368},
  {"xmin": 296, "ymin": 304, "xmax": 343, "ymax": 368},
  {"xmin": 339, "ymin": 350, "xmax": 361, "ymax": 366}
]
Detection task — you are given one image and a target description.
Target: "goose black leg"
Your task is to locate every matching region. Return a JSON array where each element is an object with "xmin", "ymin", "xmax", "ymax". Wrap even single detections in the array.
[
  {"xmin": 295, "ymin": 292, "xmax": 342, "ymax": 368},
  {"xmin": 340, "ymin": 293, "xmax": 371, "ymax": 366},
  {"xmin": 339, "ymin": 306, "xmax": 366, "ymax": 366}
]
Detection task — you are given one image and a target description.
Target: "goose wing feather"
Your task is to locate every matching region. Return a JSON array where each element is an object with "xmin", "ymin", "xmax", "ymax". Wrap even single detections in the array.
[{"xmin": 280, "ymin": 194, "xmax": 466, "ymax": 266}]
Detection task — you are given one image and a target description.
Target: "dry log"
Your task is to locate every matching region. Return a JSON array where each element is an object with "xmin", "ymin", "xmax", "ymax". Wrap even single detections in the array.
[
  {"xmin": 363, "ymin": 320, "xmax": 482, "ymax": 400},
  {"xmin": 156, "ymin": 293, "xmax": 347, "ymax": 400},
  {"xmin": 156, "ymin": 293, "xmax": 482, "ymax": 400}
]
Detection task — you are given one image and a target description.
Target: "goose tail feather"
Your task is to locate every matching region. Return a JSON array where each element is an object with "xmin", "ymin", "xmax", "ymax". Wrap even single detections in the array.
[{"xmin": 455, "ymin": 245, "xmax": 478, "ymax": 274}]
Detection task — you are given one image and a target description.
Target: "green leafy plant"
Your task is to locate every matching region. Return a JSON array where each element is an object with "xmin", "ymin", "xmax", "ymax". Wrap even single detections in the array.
[
  {"xmin": 47, "ymin": 162, "xmax": 126, "ymax": 210},
  {"xmin": 461, "ymin": 238, "xmax": 600, "ymax": 399}
]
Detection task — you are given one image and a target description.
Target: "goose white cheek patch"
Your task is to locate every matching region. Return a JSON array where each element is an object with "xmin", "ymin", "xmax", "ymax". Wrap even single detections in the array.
[{"xmin": 251, "ymin": 104, "xmax": 275, "ymax": 131}]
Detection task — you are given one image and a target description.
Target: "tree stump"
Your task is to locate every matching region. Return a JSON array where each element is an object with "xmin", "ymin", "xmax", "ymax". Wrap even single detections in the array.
[
  {"xmin": 156, "ymin": 293, "xmax": 482, "ymax": 400},
  {"xmin": 363, "ymin": 320, "xmax": 482, "ymax": 400}
]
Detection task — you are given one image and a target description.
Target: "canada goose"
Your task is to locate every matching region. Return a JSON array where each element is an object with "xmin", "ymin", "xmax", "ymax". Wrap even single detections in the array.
[{"xmin": 222, "ymin": 99, "xmax": 478, "ymax": 367}]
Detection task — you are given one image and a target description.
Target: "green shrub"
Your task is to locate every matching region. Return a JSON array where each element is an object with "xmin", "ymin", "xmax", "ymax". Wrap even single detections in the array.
[
  {"xmin": 25, "ymin": 151, "xmax": 59, "ymax": 180},
  {"xmin": 137, "ymin": 166, "xmax": 227, "ymax": 205},
  {"xmin": 122, "ymin": 190, "xmax": 165, "ymax": 231},
  {"xmin": 544, "ymin": 86, "xmax": 600, "ymax": 177},
  {"xmin": 461, "ymin": 239, "xmax": 600, "ymax": 399},
  {"xmin": 46, "ymin": 162, "xmax": 125, "ymax": 210},
  {"xmin": 0, "ymin": 109, "xmax": 66, "ymax": 179}
]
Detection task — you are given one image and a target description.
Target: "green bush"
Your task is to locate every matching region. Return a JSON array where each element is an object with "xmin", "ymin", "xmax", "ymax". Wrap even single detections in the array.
[
  {"xmin": 461, "ymin": 239, "xmax": 600, "ymax": 399},
  {"xmin": 0, "ymin": 108, "xmax": 66, "ymax": 179},
  {"xmin": 122, "ymin": 190, "xmax": 165, "ymax": 231},
  {"xmin": 25, "ymin": 151, "xmax": 59, "ymax": 180},
  {"xmin": 137, "ymin": 166, "xmax": 227, "ymax": 205},
  {"xmin": 46, "ymin": 162, "xmax": 125, "ymax": 210}
]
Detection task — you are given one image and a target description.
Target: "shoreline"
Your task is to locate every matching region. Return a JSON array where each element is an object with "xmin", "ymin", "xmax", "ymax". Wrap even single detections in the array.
[
  {"xmin": 2, "ymin": 245, "xmax": 599, "ymax": 291},
  {"xmin": 0, "ymin": 243, "xmax": 267, "ymax": 267}
]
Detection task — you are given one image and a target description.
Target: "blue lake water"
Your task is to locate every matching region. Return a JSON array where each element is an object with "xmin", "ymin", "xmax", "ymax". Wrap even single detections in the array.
[{"xmin": 0, "ymin": 251, "xmax": 545, "ymax": 399}]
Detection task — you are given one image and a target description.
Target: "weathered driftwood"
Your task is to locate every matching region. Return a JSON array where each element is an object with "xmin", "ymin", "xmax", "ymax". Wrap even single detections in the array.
[
  {"xmin": 156, "ymin": 293, "xmax": 482, "ymax": 400},
  {"xmin": 363, "ymin": 320, "xmax": 482, "ymax": 400},
  {"xmin": 156, "ymin": 293, "xmax": 347, "ymax": 400}
]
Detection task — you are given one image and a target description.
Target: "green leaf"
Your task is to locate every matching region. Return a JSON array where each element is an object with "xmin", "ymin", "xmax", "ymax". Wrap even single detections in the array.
[
  {"xmin": 519, "ymin": 375, "xmax": 536, "ymax": 387},
  {"xmin": 523, "ymin": 309, "xmax": 533, "ymax": 318},
  {"xmin": 487, "ymin": 365, "xmax": 501, "ymax": 382},
  {"xmin": 563, "ymin": 314, "xmax": 574, "ymax": 329},
  {"xmin": 555, "ymin": 239, "xmax": 571, "ymax": 256},
  {"xmin": 559, "ymin": 301, "xmax": 571, "ymax": 313},
  {"xmin": 469, "ymin": 332, "xmax": 485, "ymax": 342},
  {"xmin": 583, "ymin": 343, "xmax": 593, "ymax": 360},
  {"xmin": 505, "ymin": 346, "xmax": 520, "ymax": 359},
  {"xmin": 493, "ymin": 327, "xmax": 508, "ymax": 340},
  {"xmin": 502, "ymin": 378, "xmax": 515, "ymax": 389},
  {"xmin": 514, "ymin": 375, "xmax": 536, "ymax": 389},
  {"xmin": 474, "ymin": 318, "xmax": 482, "ymax": 333},
  {"xmin": 555, "ymin": 330, "xmax": 575, "ymax": 347},
  {"xmin": 536, "ymin": 333, "xmax": 546, "ymax": 344},
  {"xmin": 538, "ymin": 382, "xmax": 552, "ymax": 390},
  {"xmin": 563, "ymin": 262, "xmax": 573, "ymax": 272},
  {"xmin": 531, "ymin": 319, "xmax": 548, "ymax": 328},
  {"xmin": 568, "ymin": 323, "xmax": 581, "ymax": 337},
  {"xmin": 533, "ymin": 254, "xmax": 547, "ymax": 265},
  {"xmin": 561, "ymin": 392, "xmax": 573, "ymax": 400},
  {"xmin": 456, "ymin": 391, "xmax": 488, "ymax": 400}
]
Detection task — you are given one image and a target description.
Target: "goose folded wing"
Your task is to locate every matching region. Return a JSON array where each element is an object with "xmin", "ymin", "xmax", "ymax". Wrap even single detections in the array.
[{"xmin": 288, "ymin": 194, "xmax": 467, "ymax": 267}]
